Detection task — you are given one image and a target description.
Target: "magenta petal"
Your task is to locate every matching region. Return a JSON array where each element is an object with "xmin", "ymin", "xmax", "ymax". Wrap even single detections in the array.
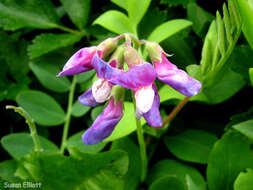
[
  {"xmin": 82, "ymin": 97, "xmax": 123, "ymax": 145},
  {"xmin": 155, "ymin": 55, "xmax": 201, "ymax": 96},
  {"xmin": 57, "ymin": 47, "xmax": 96, "ymax": 76},
  {"xmin": 92, "ymin": 53, "xmax": 122, "ymax": 80},
  {"xmin": 142, "ymin": 85, "xmax": 162, "ymax": 127},
  {"xmin": 111, "ymin": 63, "xmax": 157, "ymax": 90},
  {"xmin": 78, "ymin": 88, "xmax": 101, "ymax": 107}
]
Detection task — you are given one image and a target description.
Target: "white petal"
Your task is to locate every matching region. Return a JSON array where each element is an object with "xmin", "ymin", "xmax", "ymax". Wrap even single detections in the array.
[
  {"xmin": 92, "ymin": 79, "xmax": 112, "ymax": 103},
  {"xmin": 135, "ymin": 85, "xmax": 154, "ymax": 114}
]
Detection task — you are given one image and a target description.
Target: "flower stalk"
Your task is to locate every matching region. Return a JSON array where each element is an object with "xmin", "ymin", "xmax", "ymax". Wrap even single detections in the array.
[
  {"xmin": 132, "ymin": 91, "xmax": 147, "ymax": 182},
  {"xmin": 60, "ymin": 75, "xmax": 77, "ymax": 154},
  {"xmin": 6, "ymin": 106, "xmax": 42, "ymax": 155},
  {"xmin": 163, "ymin": 96, "xmax": 190, "ymax": 126}
]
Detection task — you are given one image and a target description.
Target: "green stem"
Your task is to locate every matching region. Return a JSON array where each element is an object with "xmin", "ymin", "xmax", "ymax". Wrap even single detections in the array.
[
  {"xmin": 136, "ymin": 117, "xmax": 147, "ymax": 181},
  {"xmin": 60, "ymin": 76, "xmax": 77, "ymax": 154},
  {"xmin": 55, "ymin": 24, "xmax": 87, "ymax": 36},
  {"xmin": 6, "ymin": 106, "xmax": 42, "ymax": 154},
  {"xmin": 131, "ymin": 91, "xmax": 147, "ymax": 182}
]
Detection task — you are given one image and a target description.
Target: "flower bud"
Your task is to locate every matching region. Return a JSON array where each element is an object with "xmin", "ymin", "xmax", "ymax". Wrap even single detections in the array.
[
  {"xmin": 109, "ymin": 45, "xmax": 125, "ymax": 69},
  {"xmin": 124, "ymin": 46, "xmax": 143, "ymax": 68},
  {"xmin": 92, "ymin": 79, "xmax": 112, "ymax": 103},
  {"xmin": 97, "ymin": 36, "xmax": 121, "ymax": 59},
  {"xmin": 146, "ymin": 41, "xmax": 171, "ymax": 62}
]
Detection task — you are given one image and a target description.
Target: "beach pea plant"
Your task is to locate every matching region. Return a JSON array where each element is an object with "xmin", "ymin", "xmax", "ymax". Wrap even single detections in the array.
[{"xmin": 1, "ymin": 0, "xmax": 253, "ymax": 190}]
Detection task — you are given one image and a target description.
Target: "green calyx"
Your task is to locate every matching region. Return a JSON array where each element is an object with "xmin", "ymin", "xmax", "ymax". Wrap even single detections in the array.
[
  {"xmin": 97, "ymin": 37, "xmax": 119, "ymax": 58},
  {"xmin": 109, "ymin": 45, "xmax": 126, "ymax": 68},
  {"xmin": 145, "ymin": 41, "xmax": 163, "ymax": 62},
  {"xmin": 111, "ymin": 85, "xmax": 125, "ymax": 103}
]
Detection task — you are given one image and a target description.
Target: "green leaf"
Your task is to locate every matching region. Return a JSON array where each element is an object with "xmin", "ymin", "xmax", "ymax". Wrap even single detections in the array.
[
  {"xmin": 226, "ymin": 106, "xmax": 253, "ymax": 130},
  {"xmin": 66, "ymin": 130, "xmax": 107, "ymax": 154},
  {"xmin": 0, "ymin": 76, "xmax": 30, "ymax": 102},
  {"xmin": 0, "ymin": 0, "xmax": 59, "ymax": 31},
  {"xmin": 187, "ymin": 3, "xmax": 214, "ymax": 37},
  {"xmin": 138, "ymin": 8, "xmax": 168, "ymax": 39},
  {"xmin": 229, "ymin": 45, "xmax": 253, "ymax": 81},
  {"xmin": 164, "ymin": 130, "xmax": 218, "ymax": 164},
  {"xmin": 111, "ymin": 0, "xmax": 127, "ymax": 10},
  {"xmin": 1, "ymin": 133, "xmax": 59, "ymax": 160},
  {"xmin": 223, "ymin": 4, "xmax": 233, "ymax": 45},
  {"xmin": 28, "ymin": 33, "xmax": 82, "ymax": 59},
  {"xmin": 199, "ymin": 0, "xmax": 242, "ymax": 87},
  {"xmin": 23, "ymin": 150, "xmax": 128, "ymax": 190},
  {"xmin": 232, "ymin": 119, "xmax": 253, "ymax": 140},
  {"xmin": 250, "ymin": 68, "xmax": 253, "ymax": 86},
  {"xmin": 93, "ymin": 10, "xmax": 134, "ymax": 34},
  {"xmin": 0, "ymin": 31, "xmax": 29, "ymax": 81},
  {"xmin": 147, "ymin": 159, "xmax": 206, "ymax": 190},
  {"xmin": 207, "ymin": 131, "xmax": 253, "ymax": 190},
  {"xmin": 148, "ymin": 19, "xmax": 192, "ymax": 43},
  {"xmin": 159, "ymin": 65, "xmax": 245, "ymax": 105},
  {"xmin": 234, "ymin": 169, "xmax": 253, "ymax": 190},
  {"xmin": 237, "ymin": 0, "xmax": 253, "ymax": 49},
  {"xmin": 186, "ymin": 175, "xmax": 202, "ymax": 190},
  {"xmin": 59, "ymin": 0, "xmax": 90, "ymax": 29},
  {"xmin": 149, "ymin": 176, "xmax": 187, "ymax": 190},
  {"xmin": 91, "ymin": 105, "xmax": 104, "ymax": 121},
  {"xmin": 72, "ymin": 100, "xmax": 90, "ymax": 117},
  {"xmin": 200, "ymin": 21, "xmax": 218, "ymax": 76},
  {"xmin": 76, "ymin": 70, "xmax": 95, "ymax": 83},
  {"xmin": 216, "ymin": 11, "xmax": 226, "ymax": 56},
  {"xmin": 159, "ymin": 85, "xmax": 185, "ymax": 103},
  {"xmin": 16, "ymin": 90, "xmax": 66, "ymax": 126},
  {"xmin": 29, "ymin": 61, "xmax": 71, "ymax": 93},
  {"xmin": 160, "ymin": 33, "xmax": 197, "ymax": 68},
  {"xmin": 0, "ymin": 160, "xmax": 19, "ymax": 182},
  {"xmin": 127, "ymin": 0, "xmax": 151, "ymax": 27},
  {"xmin": 160, "ymin": 0, "xmax": 193, "ymax": 8},
  {"xmin": 186, "ymin": 64, "xmax": 202, "ymax": 81},
  {"xmin": 201, "ymin": 68, "xmax": 246, "ymax": 104},
  {"xmin": 111, "ymin": 137, "xmax": 141, "ymax": 190},
  {"xmin": 105, "ymin": 102, "xmax": 146, "ymax": 142}
]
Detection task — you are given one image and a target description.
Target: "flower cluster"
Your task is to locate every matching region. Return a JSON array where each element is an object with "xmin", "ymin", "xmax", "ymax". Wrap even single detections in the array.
[{"xmin": 57, "ymin": 35, "xmax": 201, "ymax": 145}]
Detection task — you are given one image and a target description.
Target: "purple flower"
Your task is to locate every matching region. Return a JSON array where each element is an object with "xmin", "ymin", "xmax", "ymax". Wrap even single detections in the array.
[
  {"xmin": 134, "ymin": 84, "xmax": 162, "ymax": 127},
  {"xmin": 57, "ymin": 37, "xmax": 122, "ymax": 77},
  {"xmin": 108, "ymin": 59, "xmax": 161, "ymax": 126},
  {"xmin": 142, "ymin": 85, "xmax": 162, "ymax": 127},
  {"xmin": 78, "ymin": 88, "xmax": 101, "ymax": 107},
  {"xmin": 91, "ymin": 53, "xmax": 123, "ymax": 103},
  {"xmin": 135, "ymin": 85, "xmax": 155, "ymax": 117},
  {"xmin": 78, "ymin": 53, "xmax": 123, "ymax": 106},
  {"xmin": 57, "ymin": 47, "xmax": 99, "ymax": 76},
  {"xmin": 146, "ymin": 41, "xmax": 201, "ymax": 97},
  {"xmin": 154, "ymin": 55, "xmax": 201, "ymax": 96},
  {"xmin": 82, "ymin": 97, "xmax": 123, "ymax": 145},
  {"xmin": 110, "ymin": 63, "xmax": 157, "ymax": 91},
  {"xmin": 92, "ymin": 53, "xmax": 122, "ymax": 81}
]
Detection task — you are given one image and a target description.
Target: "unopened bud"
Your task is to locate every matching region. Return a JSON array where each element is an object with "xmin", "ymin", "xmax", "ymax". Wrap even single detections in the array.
[
  {"xmin": 97, "ymin": 36, "xmax": 121, "ymax": 59},
  {"xmin": 124, "ymin": 46, "xmax": 143, "ymax": 68},
  {"xmin": 146, "ymin": 41, "xmax": 171, "ymax": 62},
  {"xmin": 109, "ymin": 45, "xmax": 125, "ymax": 69}
]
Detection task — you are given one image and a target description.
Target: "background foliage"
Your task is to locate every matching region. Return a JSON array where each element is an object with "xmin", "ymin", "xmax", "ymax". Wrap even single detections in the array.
[{"xmin": 1, "ymin": 0, "xmax": 253, "ymax": 189}]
